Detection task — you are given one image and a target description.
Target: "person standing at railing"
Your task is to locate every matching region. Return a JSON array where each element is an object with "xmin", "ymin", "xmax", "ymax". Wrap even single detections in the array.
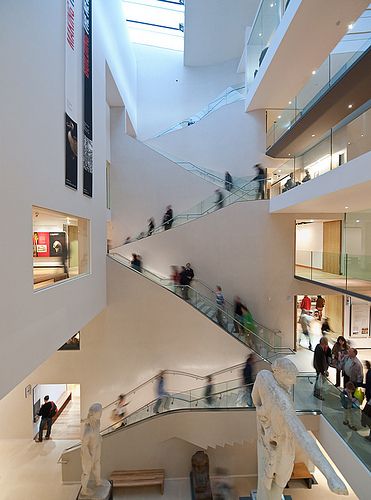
[
  {"xmin": 204, "ymin": 375, "xmax": 215, "ymax": 406},
  {"xmin": 341, "ymin": 348, "xmax": 363, "ymax": 388},
  {"xmin": 302, "ymin": 169, "xmax": 311, "ymax": 182},
  {"xmin": 162, "ymin": 205, "xmax": 173, "ymax": 230},
  {"xmin": 331, "ymin": 336, "xmax": 349, "ymax": 387},
  {"xmin": 224, "ymin": 171, "xmax": 233, "ymax": 192},
  {"xmin": 253, "ymin": 164, "xmax": 266, "ymax": 200},
  {"xmin": 154, "ymin": 371, "xmax": 170, "ymax": 414},
  {"xmin": 170, "ymin": 265, "xmax": 180, "ymax": 292},
  {"xmin": 130, "ymin": 253, "xmax": 141, "ymax": 273},
  {"xmin": 313, "ymin": 337, "xmax": 332, "ymax": 400},
  {"xmin": 233, "ymin": 296, "xmax": 247, "ymax": 335},
  {"xmin": 215, "ymin": 286, "xmax": 225, "ymax": 327},
  {"xmin": 215, "ymin": 189, "xmax": 224, "ymax": 210},
  {"xmin": 179, "ymin": 266, "xmax": 189, "ymax": 300},
  {"xmin": 242, "ymin": 354, "xmax": 255, "ymax": 407},
  {"xmin": 299, "ymin": 310, "xmax": 313, "ymax": 351},
  {"xmin": 185, "ymin": 263, "xmax": 194, "ymax": 290},
  {"xmin": 147, "ymin": 217, "xmax": 155, "ymax": 236}
]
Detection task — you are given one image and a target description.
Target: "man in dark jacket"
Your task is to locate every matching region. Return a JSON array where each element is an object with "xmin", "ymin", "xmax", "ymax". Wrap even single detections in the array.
[
  {"xmin": 313, "ymin": 337, "xmax": 332, "ymax": 400},
  {"xmin": 224, "ymin": 171, "xmax": 233, "ymax": 192},
  {"xmin": 162, "ymin": 205, "xmax": 173, "ymax": 230},
  {"xmin": 242, "ymin": 354, "xmax": 255, "ymax": 407},
  {"xmin": 179, "ymin": 266, "xmax": 189, "ymax": 300},
  {"xmin": 36, "ymin": 395, "xmax": 57, "ymax": 442}
]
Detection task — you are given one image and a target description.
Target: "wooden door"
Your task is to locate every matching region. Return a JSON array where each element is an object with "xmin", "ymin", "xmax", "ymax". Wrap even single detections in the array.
[
  {"xmin": 323, "ymin": 220, "xmax": 342, "ymax": 274},
  {"xmin": 325, "ymin": 294, "xmax": 344, "ymax": 335}
]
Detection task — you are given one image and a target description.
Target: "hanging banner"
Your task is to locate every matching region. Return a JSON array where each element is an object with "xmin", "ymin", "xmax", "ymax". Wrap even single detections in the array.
[
  {"xmin": 83, "ymin": 0, "xmax": 93, "ymax": 197},
  {"xmin": 65, "ymin": 0, "xmax": 78, "ymax": 190}
]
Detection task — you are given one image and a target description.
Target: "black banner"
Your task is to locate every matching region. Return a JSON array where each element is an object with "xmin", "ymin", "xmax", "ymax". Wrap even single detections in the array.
[
  {"xmin": 83, "ymin": 0, "xmax": 93, "ymax": 197},
  {"xmin": 65, "ymin": 113, "xmax": 78, "ymax": 189}
]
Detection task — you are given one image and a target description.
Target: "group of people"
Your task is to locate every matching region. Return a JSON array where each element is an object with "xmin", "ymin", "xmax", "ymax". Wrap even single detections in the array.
[
  {"xmin": 282, "ymin": 169, "xmax": 311, "ymax": 193},
  {"xmin": 170, "ymin": 263, "xmax": 195, "ymax": 299},
  {"xmin": 299, "ymin": 294, "xmax": 327, "ymax": 351},
  {"xmin": 313, "ymin": 336, "xmax": 371, "ymax": 439}
]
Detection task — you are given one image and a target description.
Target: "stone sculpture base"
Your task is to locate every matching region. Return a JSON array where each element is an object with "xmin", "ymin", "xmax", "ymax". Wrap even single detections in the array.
[{"xmin": 78, "ymin": 479, "xmax": 112, "ymax": 500}]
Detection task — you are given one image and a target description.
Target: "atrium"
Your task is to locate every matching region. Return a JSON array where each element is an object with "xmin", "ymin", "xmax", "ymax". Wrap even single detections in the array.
[{"xmin": 0, "ymin": 0, "xmax": 370, "ymax": 499}]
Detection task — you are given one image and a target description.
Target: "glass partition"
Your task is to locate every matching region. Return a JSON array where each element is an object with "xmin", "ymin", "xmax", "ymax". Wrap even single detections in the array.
[
  {"xmin": 270, "ymin": 102, "xmax": 371, "ymax": 196},
  {"xmin": 33, "ymin": 206, "xmax": 90, "ymax": 290}
]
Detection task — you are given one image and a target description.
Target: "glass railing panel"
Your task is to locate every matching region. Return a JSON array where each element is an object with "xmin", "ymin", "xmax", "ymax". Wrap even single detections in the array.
[
  {"xmin": 266, "ymin": 108, "xmax": 298, "ymax": 148},
  {"xmin": 246, "ymin": 0, "xmax": 285, "ymax": 85},
  {"xmin": 346, "ymin": 254, "xmax": 371, "ymax": 296}
]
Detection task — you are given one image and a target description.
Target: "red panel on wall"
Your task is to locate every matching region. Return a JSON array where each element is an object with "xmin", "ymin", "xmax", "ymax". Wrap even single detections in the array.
[{"xmin": 33, "ymin": 232, "xmax": 50, "ymax": 257}]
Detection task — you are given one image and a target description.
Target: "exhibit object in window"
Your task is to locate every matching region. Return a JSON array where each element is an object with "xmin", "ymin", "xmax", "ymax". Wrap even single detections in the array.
[{"xmin": 33, "ymin": 206, "xmax": 90, "ymax": 290}]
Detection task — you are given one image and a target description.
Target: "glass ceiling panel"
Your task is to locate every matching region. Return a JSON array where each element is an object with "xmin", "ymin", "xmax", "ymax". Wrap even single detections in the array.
[{"xmin": 123, "ymin": 0, "xmax": 184, "ymax": 51}]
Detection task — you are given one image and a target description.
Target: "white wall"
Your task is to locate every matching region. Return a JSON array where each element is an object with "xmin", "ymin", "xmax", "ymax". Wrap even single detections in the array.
[
  {"xmin": 114, "ymin": 202, "xmax": 337, "ymax": 347},
  {"xmin": 109, "ymin": 108, "xmax": 218, "ymax": 246},
  {"xmin": 148, "ymin": 101, "xmax": 280, "ymax": 178},
  {"xmin": 134, "ymin": 44, "xmax": 244, "ymax": 139},
  {"xmin": 296, "ymin": 222, "xmax": 324, "ymax": 268},
  {"xmin": 0, "ymin": 258, "xmax": 249, "ymax": 438},
  {"xmin": 0, "ymin": 0, "xmax": 135, "ymax": 400}
]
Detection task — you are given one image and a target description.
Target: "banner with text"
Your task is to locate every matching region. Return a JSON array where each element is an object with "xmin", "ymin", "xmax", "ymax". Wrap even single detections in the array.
[
  {"xmin": 83, "ymin": 0, "xmax": 93, "ymax": 197},
  {"xmin": 65, "ymin": 0, "xmax": 78, "ymax": 190}
]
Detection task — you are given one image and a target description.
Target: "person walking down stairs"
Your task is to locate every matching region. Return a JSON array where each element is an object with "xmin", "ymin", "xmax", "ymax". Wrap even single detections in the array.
[{"xmin": 215, "ymin": 286, "xmax": 225, "ymax": 327}]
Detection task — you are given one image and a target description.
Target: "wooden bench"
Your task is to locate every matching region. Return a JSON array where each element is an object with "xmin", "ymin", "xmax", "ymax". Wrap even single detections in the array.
[
  {"xmin": 287, "ymin": 462, "xmax": 315, "ymax": 489},
  {"xmin": 109, "ymin": 469, "xmax": 165, "ymax": 494}
]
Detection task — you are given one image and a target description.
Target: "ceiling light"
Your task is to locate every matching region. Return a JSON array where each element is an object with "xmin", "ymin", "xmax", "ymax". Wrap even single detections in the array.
[
  {"xmin": 278, "ymin": 169, "xmax": 282, "ymax": 173},
  {"xmin": 345, "ymin": 206, "xmax": 349, "ymax": 209},
  {"xmin": 361, "ymin": 134, "xmax": 364, "ymax": 137},
  {"xmin": 270, "ymin": 3, "xmax": 274, "ymax": 7},
  {"xmin": 348, "ymin": 24, "xmax": 353, "ymax": 30},
  {"xmin": 288, "ymin": 101, "xmax": 292, "ymax": 105},
  {"xmin": 347, "ymin": 141, "xmax": 351, "ymax": 145},
  {"xmin": 278, "ymin": 115, "xmax": 282, "ymax": 119},
  {"xmin": 348, "ymin": 104, "xmax": 353, "ymax": 109},
  {"xmin": 356, "ymin": 219, "xmax": 360, "ymax": 223},
  {"xmin": 309, "ymin": 219, "xmax": 314, "ymax": 223},
  {"xmin": 311, "ymin": 134, "xmax": 315, "ymax": 137},
  {"xmin": 258, "ymin": 33, "xmax": 262, "ymax": 37},
  {"xmin": 312, "ymin": 70, "xmax": 316, "ymax": 75},
  {"xmin": 288, "ymin": 153, "xmax": 291, "ymax": 156}
]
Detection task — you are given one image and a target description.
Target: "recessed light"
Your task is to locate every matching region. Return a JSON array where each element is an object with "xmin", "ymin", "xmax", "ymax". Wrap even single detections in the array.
[
  {"xmin": 348, "ymin": 24, "xmax": 353, "ymax": 30},
  {"xmin": 288, "ymin": 153, "xmax": 291, "ymax": 156},
  {"xmin": 347, "ymin": 142, "xmax": 351, "ymax": 145},
  {"xmin": 348, "ymin": 104, "xmax": 353, "ymax": 109},
  {"xmin": 278, "ymin": 169, "xmax": 282, "ymax": 173},
  {"xmin": 309, "ymin": 219, "xmax": 314, "ymax": 223},
  {"xmin": 278, "ymin": 115, "xmax": 282, "ymax": 119},
  {"xmin": 259, "ymin": 33, "xmax": 262, "ymax": 37},
  {"xmin": 288, "ymin": 101, "xmax": 292, "ymax": 105},
  {"xmin": 270, "ymin": 3, "xmax": 274, "ymax": 7},
  {"xmin": 361, "ymin": 134, "xmax": 364, "ymax": 137},
  {"xmin": 356, "ymin": 219, "xmax": 360, "ymax": 223},
  {"xmin": 311, "ymin": 134, "xmax": 315, "ymax": 137},
  {"xmin": 345, "ymin": 206, "xmax": 349, "ymax": 209},
  {"xmin": 312, "ymin": 70, "xmax": 316, "ymax": 75}
]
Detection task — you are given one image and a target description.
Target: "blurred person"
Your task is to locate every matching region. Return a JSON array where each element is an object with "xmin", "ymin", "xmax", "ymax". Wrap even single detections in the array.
[
  {"xmin": 282, "ymin": 172, "xmax": 295, "ymax": 192},
  {"xmin": 215, "ymin": 286, "xmax": 225, "ymax": 327},
  {"xmin": 112, "ymin": 394, "xmax": 129, "ymax": 425},
  {"xmin": 224, "ymin": 171, "xmax": 233, "ymax": 192},
  {"xmin": 233, "ymin": 296, "xmax": 247, "ymax": 335},
  {"xmin": 147, "ymin": 217, "xmax": 155, "ymax": 236},
  {"xmin": 154, "ymin": 371, "xmax": 170, "ymax": 414},
  {"xmin": 242, "ymin": 307, "xmax": 256, "ymax": 348},
  {"xmin": 61, "ymin": 240, "xmax": 69, "ymax": 277},
  {"xmin": 342, "ymin": 348, "xmax": 363, "ymax": 387},
  {"xmin": 213, "ymin": 467, "xmax": 235, "ymax": 500},
  {"xmin": 162, "ymin": 205, "xmax": 173, "ymax": 231},
  {"xmin": 341, "ymin": 381, "xmax": 358, "ymax": 431},
  {"xmin": 302, "ymin": 169, "xmax": 311, "ymax": 182},
  {"xmin": 215, "ymin": 189, "xmax": 224, "ymax": 210},
  {"xmin": 253, "ymin": 164, "xmax": 266, "ymax": 200},
  {"xmin": 364, "ymin": 360, "xmax": 371, "ymax": 403},
  {"xmin": 316, "ymin": 295, "xmax": 325, "ymax": 320},
  {"xmin": 204, "ymin": 375, "xmax": 215, "ymax": 406},
  {"xmin": 124, "ymin": 236, "xmax": 131, "ymax": 245},
  {"xmin": 131, "ymin": 253, "xmax": 141, "ymax": 272},
  {"xmin": 136, "ymin": 254, "xmax": 143, "ymax": 273},
  {"xmin": 185, "ymin": 262, "xmax": 194, "ymax": 289},
  {"xmin": 241, "ymin": 354, "xmax": 255, "ymax": 407},
  {"xmin": 313, "ymin": 337, "xmax": 332, "ymax": 400},
  {"xmin": 170, "ymin": 265, "xmax": 180, "ymax": 292},
  {"xmin": 300, "ymin": 295, "xmax": 311, "ymax": 312},
  {"xmin": 299, "ymin": 310, "xmax": 313, "ymax": 351},
  {"xmin": 331, "ymin": 336, "xmax": 349, "ymax": 387},
  {"xmin": 179, "ymin": 266, "xmax": 189, "ymax": 300},
  {"xmin": 321, "ymin": 317, "xmax": 333, "ymax": 336}
]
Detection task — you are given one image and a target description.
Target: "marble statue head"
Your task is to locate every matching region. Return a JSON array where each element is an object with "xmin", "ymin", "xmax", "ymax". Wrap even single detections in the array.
[
  {"xmin": 272, "ymin": 358, "xmax": 298, "ymax": 390},
  {"xmin": 87, "ymin": 403, "xmax": 103, "ymax": 422}
]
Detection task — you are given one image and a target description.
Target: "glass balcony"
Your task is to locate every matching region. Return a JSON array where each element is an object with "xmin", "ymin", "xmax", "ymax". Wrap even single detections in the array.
[
  {"xmin": 270, "ymin": 101, "xmax": 371, "ymax": 196},
  {"xmin": 266, "ymin": 18, "xmax": 371, "ymax": 147},
  {"xmin": 295, "ymin": 250, "xmax": 371, "ymax": 299}
]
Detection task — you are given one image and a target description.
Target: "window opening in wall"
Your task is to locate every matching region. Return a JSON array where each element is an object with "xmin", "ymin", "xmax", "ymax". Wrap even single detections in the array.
[
  {"xmin": 58, "ymin": 332, "xmax": 80, "ymax": 351},
  {"xmin": 122, "ymin": 0, "xmax": 184, "ymax": 51},
  {"xmin": 33, "ymin": 206, "xmax": 90, "ymax": 291}
]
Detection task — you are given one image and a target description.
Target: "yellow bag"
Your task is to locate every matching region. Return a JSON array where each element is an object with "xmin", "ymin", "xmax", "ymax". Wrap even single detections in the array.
[{"xmin": 354, "ymin": 387, "xmax": 364, "ymax": 404}]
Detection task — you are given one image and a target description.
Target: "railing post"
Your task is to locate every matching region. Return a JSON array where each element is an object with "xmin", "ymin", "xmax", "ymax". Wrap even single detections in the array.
[
  {"xmin": 310, "ymin": 251, "xmax": 313, "ymax": 280},
  {"xmin": 345, "ymin": 253, "xmax": 348, "ymax": 291}
]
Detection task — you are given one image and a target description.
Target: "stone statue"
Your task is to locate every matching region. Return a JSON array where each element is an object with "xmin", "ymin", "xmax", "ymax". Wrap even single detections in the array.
[
  {"xmin": 190, "ymin": 451, "xmax": 213, "ymax": 499},
  {"xmin": 80, "ymin": 403, "xmax": 103, "ymax": 497},
  {"xmin": 252, "ymin": 358, "xmax": 348, "ymax": 499}
]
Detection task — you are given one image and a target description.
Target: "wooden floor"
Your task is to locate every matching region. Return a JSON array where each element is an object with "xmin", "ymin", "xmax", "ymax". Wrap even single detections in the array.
[{"xmin": 52, "ymin": 384, "xmax": 81, "ymax": 440}]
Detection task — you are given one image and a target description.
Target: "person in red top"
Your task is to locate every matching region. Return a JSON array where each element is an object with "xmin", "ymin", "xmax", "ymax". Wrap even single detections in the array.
[{"xmin": 300, "ymin": 295, "xmax": 311, "ymax": 312}]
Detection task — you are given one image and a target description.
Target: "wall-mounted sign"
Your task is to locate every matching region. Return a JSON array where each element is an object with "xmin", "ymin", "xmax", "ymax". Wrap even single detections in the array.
[
  {"xmin": 350, "ymin": 303, "xmax": 370, "ymax": 338},
  {"xmin": 82, "ymin": 0, "xmax": 93, "ymax": 197},
  {"xmin": 33, "ymin": 232, "xmax": 67, "ymax": 258},
  {"xmin": 65, "ymin": 0, "xmax": 79, "ymax": 190}
]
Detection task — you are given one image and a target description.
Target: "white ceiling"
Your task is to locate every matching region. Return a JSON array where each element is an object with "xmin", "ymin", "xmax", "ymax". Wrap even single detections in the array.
[{"xmin": 184, "ymin": 0, "xmax": 260, "ymax": 67}]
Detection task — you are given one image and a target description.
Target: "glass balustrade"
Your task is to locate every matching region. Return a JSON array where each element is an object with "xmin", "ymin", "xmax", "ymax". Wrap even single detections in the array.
[
  {"xmin": 155, "ymin": 85, "xmax": 245, "ymax": 137},
  {"xmin": 109, "ymin": 253, "xmax": 292, "ymax": 360},
  {"xmin": 270, "ymin": 101, "xmax": 371, "ymax": 196},
  {"xmin": 266, "ymin": 28, "xmax": 371, "ymax": 147},
  {"xmin": 245, "ymin": 0, "xmax": 288, "ymax": 85},
  {"xmin": 295, "ymin": 250, "xmax": 371, "ymax": 299}
]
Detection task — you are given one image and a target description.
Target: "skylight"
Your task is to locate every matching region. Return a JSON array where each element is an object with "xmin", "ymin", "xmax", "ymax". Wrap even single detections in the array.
[{"xmin": 122, "ymin": 0, "xmax": 184, "ymax": 51}]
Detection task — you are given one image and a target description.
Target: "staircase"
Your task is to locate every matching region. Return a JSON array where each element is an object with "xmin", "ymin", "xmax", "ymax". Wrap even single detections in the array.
[{"xmin": 108, "ymin": 252, "xmax": 293, "ymax": 361}]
